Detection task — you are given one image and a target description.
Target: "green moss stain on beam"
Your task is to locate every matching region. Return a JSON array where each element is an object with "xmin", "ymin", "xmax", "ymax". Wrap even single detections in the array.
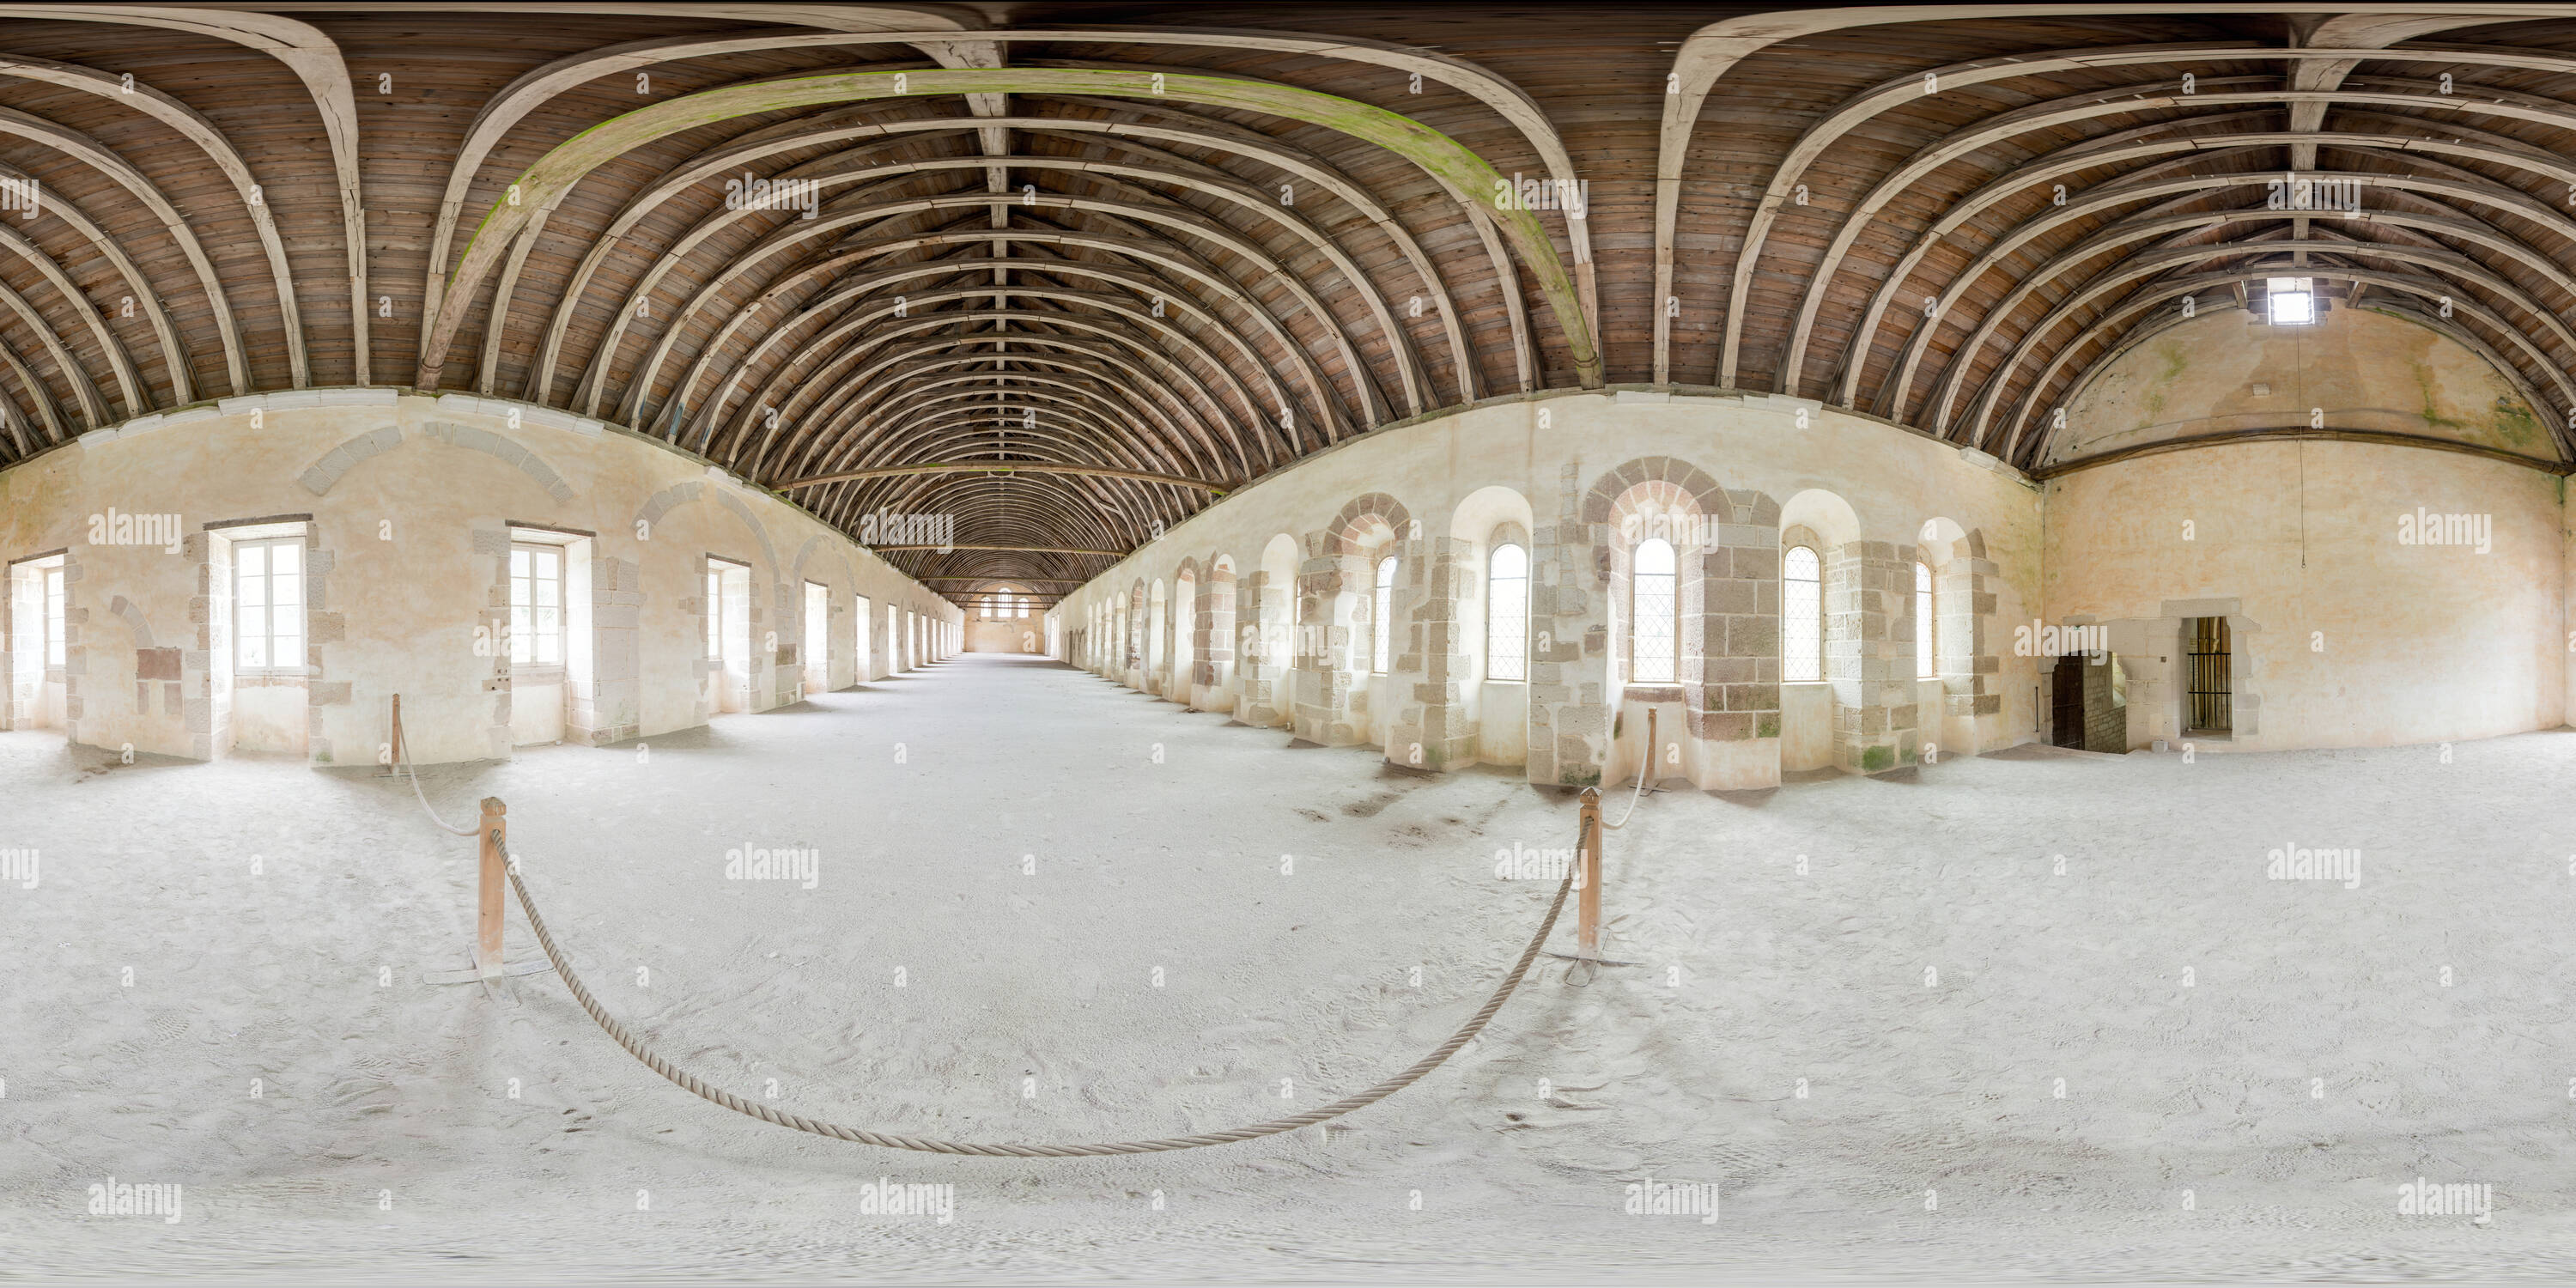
[{"xmin": 425, "ymin": 69, "xmax": 1599, "ymax": 390}]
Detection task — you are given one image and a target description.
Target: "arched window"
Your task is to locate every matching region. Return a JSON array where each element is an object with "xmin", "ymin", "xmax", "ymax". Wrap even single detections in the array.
[
  {"xmin": 1783, "ymin": 545, "xmax": 1821, "ymax": 683},
  {"xmin": 1371, "ymin": 556, "xmax": 1397, "ymax": 674},
  {"xmin": 1632, "ymin": 538, "xmax": 1677, "ymax": 683},
  {"xmin": 1486, "ymin": 543, "xmax": 1528, "ymax": 683},
  {"xmin": 1915, "ymin": 561, "xmax": 1935, "ymax": 680}
]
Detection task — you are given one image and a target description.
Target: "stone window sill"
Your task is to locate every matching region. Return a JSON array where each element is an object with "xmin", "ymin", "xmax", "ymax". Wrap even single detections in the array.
[{"xmin": 1621, "ymin": 684, "xmax": 1684, "ymax": 703}]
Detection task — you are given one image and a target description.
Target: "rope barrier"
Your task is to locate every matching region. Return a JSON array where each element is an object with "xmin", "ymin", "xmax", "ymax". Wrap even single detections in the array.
[
  {"xmin": 1602, "ymin": 708, "xmax": 1656, "ymax": 832},
  {"xmin": 501, "ymin": 861, "xmax": 1574, "ymax": 1156},
  {"xmin": 393, "ymin": 714, "xmax": 479, "ymax": 837}
]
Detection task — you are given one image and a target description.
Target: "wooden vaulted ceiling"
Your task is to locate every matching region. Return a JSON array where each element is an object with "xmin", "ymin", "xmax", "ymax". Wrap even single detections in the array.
[{"xmin": 4, "ymin": 4, "xmax": 2576, "ymax": 602}]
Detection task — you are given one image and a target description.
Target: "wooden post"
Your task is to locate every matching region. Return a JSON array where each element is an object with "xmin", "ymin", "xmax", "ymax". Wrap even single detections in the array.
[
  {"xmin": 1577, "ymin": 787, "xmax": 1603, "ymax": 963},
  {"xmin": 477, "ymin": 797, "xmax": 507, "ymax": 980},
  {"xmin": 379, "ymin": 694, "xmax": 404, "ymax": 777}
]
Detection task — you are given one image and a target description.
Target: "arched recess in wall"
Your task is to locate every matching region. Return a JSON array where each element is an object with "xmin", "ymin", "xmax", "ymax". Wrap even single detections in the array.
[
  {"xmin": 1170, "ymin": 561, "xmax": 1198, "ymax": 706},
  {"xmin": 1316, "ymin": 492, "xmax": 1410, "ymax": 750},
  {"xmin": 1583, "ymin": 454, "xmax": 1785, "ymax": 788},
  {"xmin": 1917, "ymin": 515, "xmax": 2001, "ymax": 759},
  {"xmin": 1778, "ymin": 488, "xmax": 1862, "ymax": 775},
  {"xmin": 1450, "ymin": 483, "xmax": 1535, "ymax": 768},
  {"xmin": 1587, "ymin": 459, "xmax": 1723, "ymax": 697},
  {"xmin": 296, "ymin": 422, "xmax": 576, "ymax": 504},
  {"xmin": 1247, "ymin": 532, "xmax": 1301, "ymax": 729}
]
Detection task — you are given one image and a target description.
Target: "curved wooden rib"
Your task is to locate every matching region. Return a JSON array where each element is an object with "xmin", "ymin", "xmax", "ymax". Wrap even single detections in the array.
[{"xmin": 422, "ymin": 68, "xmax": 1598, "ymax": 392}]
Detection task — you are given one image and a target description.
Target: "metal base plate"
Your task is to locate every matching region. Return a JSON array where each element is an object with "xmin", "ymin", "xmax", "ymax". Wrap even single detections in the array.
[
  {"xmin": 1544, "ymin": 951, "xmax": 1642, "ymax": 967},
  {"xmin": 423, "ymin": 957, "xmax": 555, "ymax": 986}
]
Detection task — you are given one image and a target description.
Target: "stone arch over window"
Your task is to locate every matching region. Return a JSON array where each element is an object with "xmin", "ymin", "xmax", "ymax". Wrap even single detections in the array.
[
  {"xmin": 1294, "ymin": 492, "xmax": 1410, "ymax": 747},
  {"xmin": 1588, "ymin": 464, "xmax": 1716, "ymax": 692},
  {"xmin": 1327, "ymin": 492, "xmax": 1413, "ymax": 557},
  {"xmin": 1582, "ymin": 456, "xmax": 1783, "ymax": 791}
]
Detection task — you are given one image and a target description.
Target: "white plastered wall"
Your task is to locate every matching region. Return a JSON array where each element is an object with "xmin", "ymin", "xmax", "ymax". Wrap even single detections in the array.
[{"xmin": 0, "ymin": 391, "xmax": 961, "ymax": 765}]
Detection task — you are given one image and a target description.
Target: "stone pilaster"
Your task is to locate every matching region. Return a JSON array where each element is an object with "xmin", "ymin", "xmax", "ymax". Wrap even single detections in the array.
[
  {"xmin": 1832, "ymin": 540, "xmax": 1917, "ymax": 774},
  {"xmin": 1529, "ymin": 460, "xmax": 1607, "ymax": 787},
  {"xmin": 1236, "ymin": 568, "xmax": 1290, "ymax": 726},
  {"xmin": 1192, "ymin": 569, "xmax": 1236, "ymax": 711},
  {"xmin": 1388, "ymin": 533, "xmax": 1473, "ymax": 770},
  {"xmin": 1291, "ymin": 532, "xmax": 1365, "ymax": 746},
  {"xmin": 1684, "ymin": 491, "xmax": 1784, "ymax": 787}
]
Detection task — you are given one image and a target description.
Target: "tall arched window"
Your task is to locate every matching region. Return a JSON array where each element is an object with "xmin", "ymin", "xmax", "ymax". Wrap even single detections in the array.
[
  {"xmin": 1783, "ymin": 545, "xmax": 1821, "ymax": 683},
  {"xmin": 1632, "ymin": 538, "xmax": 1677, "ymax": 683},
  {"xmin": 1371, "ymin": 556, "xmax": 1397, "ymax": 674},
  {"xmin": 1915, "ymin": 561, "xmax": 1936, "ymax": 679},
  {"xmin": 1486, "ymin": 543, "xmax": 1528, "ymax": 683}
]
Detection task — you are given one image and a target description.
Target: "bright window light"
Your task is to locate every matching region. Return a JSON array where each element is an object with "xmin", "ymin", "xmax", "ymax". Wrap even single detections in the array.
[{"xmin": 2267, "ymin": 276, "xmax": 2315, "ymax": 325}]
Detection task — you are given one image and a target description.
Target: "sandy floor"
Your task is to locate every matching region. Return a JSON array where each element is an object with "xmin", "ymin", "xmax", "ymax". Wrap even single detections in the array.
[{"xmin": 5, "ymin": 653, "xmax": 2576, "ymax": 1283}]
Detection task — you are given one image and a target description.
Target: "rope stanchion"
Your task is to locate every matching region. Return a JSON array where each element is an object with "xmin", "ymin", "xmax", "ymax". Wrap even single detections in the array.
[{"xmin": 501, "ymin": 861, "xmax": 1575, "ymax": 1156}]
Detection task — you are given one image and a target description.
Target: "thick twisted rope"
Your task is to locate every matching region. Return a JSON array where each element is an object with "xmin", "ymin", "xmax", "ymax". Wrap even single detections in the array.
[
  {"xmin": 396, "ymin": 729, "xmax": 479, "ymax": 837},
  {"xmin": 505, "ymin": 862, "xmax": 1573, "ymax": 1156},
  {"xmin": 1601, "ymin": 750, "xmax": 1649, "ymax": 831}
]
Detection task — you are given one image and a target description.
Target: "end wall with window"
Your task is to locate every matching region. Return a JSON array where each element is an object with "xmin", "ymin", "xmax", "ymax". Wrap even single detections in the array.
[{"xmin": 2045, "ymin": 440, "xmax": 2561, "ymax": 750}]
